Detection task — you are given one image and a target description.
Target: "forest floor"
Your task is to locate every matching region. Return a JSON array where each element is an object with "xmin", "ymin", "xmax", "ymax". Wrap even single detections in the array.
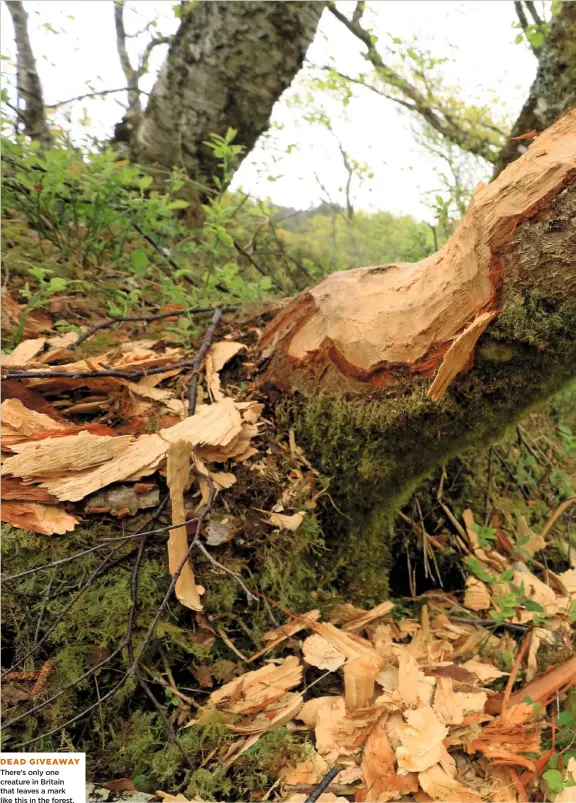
[{"xmin": 2, "ymin": 213, "xmax": 576, "ymax": 803}]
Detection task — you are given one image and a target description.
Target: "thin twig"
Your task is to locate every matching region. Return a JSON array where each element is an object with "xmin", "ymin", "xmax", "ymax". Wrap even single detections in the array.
[
  {"xmin": 129, "ymin": 219, "xmax": 230, "ymax": 294},
  {"xmin": 71, "ymin": 304, "xmax": 238, "ymax": 349},
  {"xmin": 188, "ymin": 307, "xmax": 222, "ymax": 414},
  {"xmin": 1, "ymin": 514, "xmax": 199, "ymax": 582},
  {"xmin": 233, "ymin": 238, "xmax": 285, "ymax": 292},
  {"xmin": 4, "ymin": 356, "xmax": 207, "ymax": 381},
  {"xmin": 305, "ymin": 767, "xmax": 341, "ymax": 803},
  {"xmin": 46, "ymin": 87, "xmax": 149, "ymax": 109}
]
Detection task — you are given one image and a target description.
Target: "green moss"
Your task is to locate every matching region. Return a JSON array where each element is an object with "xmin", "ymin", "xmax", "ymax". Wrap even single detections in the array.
[{"xmin": 274, "ymin": 294, "xmax": 576, "ymax": 599}]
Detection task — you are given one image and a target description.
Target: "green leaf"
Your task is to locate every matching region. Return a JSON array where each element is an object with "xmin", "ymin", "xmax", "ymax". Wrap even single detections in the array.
[
  {"xmin": 515, "ymin": 33, "xmax": 524, "ymax": 44},
  {"xmin": 522, "ymin": 599, "xmax": 544, "ymax": 613},
  {"xmin": 168, "ymin": 199, "xmax": 190, "ymax": 210},
  {"xmin": 499, "ymin": 567, "xmax": 514, "ymax": 582},
  {"xmin": 215, "ymin": 228, "xmax": 234, "ymax": 248},
  {"xmin": 139, "ymin": 175, "xmax": 153, "ymax": 190},
  {"xmin": 131, "ymin": 249, "xmax": 149, "ymax": 272},
  {"xmin": 28, "ymin": 266, "xmax": 51, "ymax": 281},
  {"xmin": 543, "ymin": 769, "xmax": 565, "ymax": 795},
  {"xmin": 556, "ymin": 711, "xmax": 576, "ymax": 727},
  {"xmin": 47, "ymin": 277, "xmax": 68, "ymax": 294}
]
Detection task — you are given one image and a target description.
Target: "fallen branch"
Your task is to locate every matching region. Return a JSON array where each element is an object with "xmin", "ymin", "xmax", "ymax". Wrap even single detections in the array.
[{"xmin": 71, "ymin": 304, "xmax": 238, "ymax": 349}]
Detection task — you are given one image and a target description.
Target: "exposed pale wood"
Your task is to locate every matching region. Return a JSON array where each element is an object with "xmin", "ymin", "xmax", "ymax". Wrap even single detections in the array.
[
  {"xmin": 1, "ymin": 431, "xmax": 134, "ymax": 479},
  {"xmin": 1, "ymin": 338, "xmax": 46, "ymax": 367},
  {"xmin": 260, "ymin": 108, "xmax": 576, "ymax": 397},
  {"xmin": 344, "ymin": 656, "xmax": 378, "ymax": 712},
  {"xmin": 167, "ymin": 440, "xmax": 203, "ymax": 612},
  {"xmin": 418, "ymin": 763, "xmax": 482, "ymax": 803},
  {"xmin": 1, "ymin": 500, "xmax": 78, "ymax": 536}
]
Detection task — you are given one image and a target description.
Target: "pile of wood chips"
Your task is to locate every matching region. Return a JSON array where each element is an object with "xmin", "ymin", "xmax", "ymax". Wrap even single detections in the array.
[
  {"xmin": 1, "ymin": 333, "xmax": 262, "ymax": 533},
  {"xmin": 169, "ymin": 587, "xmax": 576, "ymax": 802},
  {"xmin": 170, "ymin": 505, "xmax": 576, "ymax": 802}
]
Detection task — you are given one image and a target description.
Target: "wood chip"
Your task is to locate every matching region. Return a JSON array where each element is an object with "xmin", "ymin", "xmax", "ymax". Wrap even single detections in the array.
[
  {"xmin": 461, "ymin": 659, "xmax": 509, "ymax": 683},
  {"xmin": 297, "ymin": 695, "xmax": 380, "ymax": 761},
  {"xmin": 341, "ymin": 600, "xmax": 395, "ymax": 632},
  {"xmin": 303, "ymin": 634, "xmax": 346, "ymax": 671},
  {"xmin": 1, "ymin": 337, "xmax": 46, "ymax": 367},
  {"xmin": 41, "ymin": 434, "xmax": 166, "ymax": 501},
  {"xmin": 1, "ymin": 501, "xmax": 78, "ymax": 535},
  {"xmin": 160, "ymin": 398, "xmax": 242, "ymax": 448},
  {"xmin": 357, "ymin": 713, "xmax": 419, "ymax": 802},
  {"xmin": 308, "ymin": 622, "xmax": 383, "ymax": 666},
  {"xmin": 433, "ymin": 676, "xmax": 464, "ymax": 726},
  {"xmin": 264, "ymin": 511, "xmax": 304, "ymax": 531},
  {"xmin": 418, "ymin": 763, "xmax": 482, "ymax": 802},
  {"xmin": 247, "ymin": 610, "xmax": 321, "ymax": 663},
  {"xmin": 463, "ymin": 577, "xmax": 491, "ymax": 611},
  {"xmin": 344, "ymin": 656, "xmax": 378, "ymax": 712},
  {"xmin": 2, "ymin": 431, "xmax": 134, "ymax": 479},
  {"xmin": 167, "ymin": 441, "xmax": 203, "ymax": 611},
  {"xmin": 396, "ymin": 707, "xmax": 448, "ymax": 773},
  {"xmin": 206, "ymin": 341, "xmax": 245, "ymax": 401},
  {"xmin": 1, "ymin": 398, "xmax": 69, "ymax": 444},
  {"xmin": 208, "ymin": 655, "xmax": 302, "ymax": 717}
]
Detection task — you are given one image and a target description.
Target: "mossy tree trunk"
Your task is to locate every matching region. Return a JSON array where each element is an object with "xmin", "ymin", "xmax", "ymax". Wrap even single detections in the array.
[
  {"xmin": 259, "ymin": 110, "xmax": 576, "ymax": 599},
  {"xmin": 122, "ymin": 1, "xmax": 325, "ymax": 183}
]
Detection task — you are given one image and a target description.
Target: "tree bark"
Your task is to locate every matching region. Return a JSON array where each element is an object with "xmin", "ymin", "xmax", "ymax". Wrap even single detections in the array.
[
  {"xmin": 258, "ymin": 110, "xmax": 576, "ymax": 598},
  {"xmin": 6, "ymin": 0, "xmax": 52, "ymax": 146},
  {"xmin": 128, "ymin": 1, "xmax": 325, "ymax": 182},
  {"xmin": 493, "ymin": 2, "xmax": 576, "ymax": 176}
]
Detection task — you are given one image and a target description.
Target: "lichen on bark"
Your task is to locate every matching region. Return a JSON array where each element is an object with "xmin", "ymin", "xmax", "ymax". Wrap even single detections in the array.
[
  {"xmin": 493, "ymin": 2, "xmax": 576, "ymax": 175},
  {"xmin": 127, "ymin": 2, "xmax": 325, "ymax": 181}
]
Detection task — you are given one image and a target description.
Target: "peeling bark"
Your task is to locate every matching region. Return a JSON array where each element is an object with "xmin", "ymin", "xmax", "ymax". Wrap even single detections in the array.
[
  {"xmin": 493, "ymin": 2, "xmax": 576, "ymax": 176},
  {"xmin": 128, "ymin": 1, "xmax": 325, "ymax": 181},
  {"xmin": 6, "ymin": 0, "xmax": 52, "ymax": 146}
]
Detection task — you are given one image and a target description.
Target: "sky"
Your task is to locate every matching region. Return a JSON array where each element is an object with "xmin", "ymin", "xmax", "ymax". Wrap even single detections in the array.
[{"xmin": 1, "ymin": 1, "xmax": 541, "ymax": 222}]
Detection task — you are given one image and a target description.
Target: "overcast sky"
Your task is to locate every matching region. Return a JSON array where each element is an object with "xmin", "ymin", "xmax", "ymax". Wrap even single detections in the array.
[{"xmin": 1, "ymin": 1, "xmax": 540, "ymax": 221}]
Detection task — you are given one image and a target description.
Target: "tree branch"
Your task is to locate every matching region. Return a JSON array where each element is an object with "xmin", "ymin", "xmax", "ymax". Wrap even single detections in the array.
[
  {"xmin": 6, "ymin": 0, "xmax": 52, "ymax": 145},
  {"xmin": 316, "ymin": 64, "xmax": 417, "ymax": 111},
  {"xmin": 136, "ymin": 34, "xmax": 173, "ymax": 79},
  {"xmin": 514, "ymin": 1, "xmax": 542, "ymax": 56},
  {"xmin": 514, "ymin": 1, "xmax": 531, "ymax": 33},
  {"xmin": 46, "ymin": 87, "xmax": 149, "ymax": 109},
  {"xmin": 113, "ymin": 0, "xmax": 140, "ymax": 114},
  {"xmin": 327, "ymin": 1, "xmax": 502, "ymax": 163},
  {"xmin": 525, "ymin": 0, "xmax": 544, "ymax": 28},
  {"xmin": 352, "ymin": 0, "xmax": 366, "ymax": 24}
]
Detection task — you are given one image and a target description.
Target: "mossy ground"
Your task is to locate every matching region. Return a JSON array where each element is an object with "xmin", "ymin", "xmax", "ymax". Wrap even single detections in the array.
[{"xmin": 3, "ymin": 381, "xmax": 574, "ymax": 798}]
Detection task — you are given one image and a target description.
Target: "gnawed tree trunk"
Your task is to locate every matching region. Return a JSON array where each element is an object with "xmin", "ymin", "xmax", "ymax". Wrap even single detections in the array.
[
  {"xmin": 126, "ymin": 1, "xmax": 325, "ymax": 182},
  {"xmin": 259, "ymin": 109, "xmax": 576, "ymax": 600},
  {"xmin": 493, "ymin": 2, "xmax": 576, "ymax": 175}
]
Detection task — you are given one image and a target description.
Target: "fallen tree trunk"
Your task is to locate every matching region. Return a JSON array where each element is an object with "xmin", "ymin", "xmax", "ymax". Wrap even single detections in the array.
[{"xmin": 259, "ymin": 109, "xmax": 576, "ymax": 599}]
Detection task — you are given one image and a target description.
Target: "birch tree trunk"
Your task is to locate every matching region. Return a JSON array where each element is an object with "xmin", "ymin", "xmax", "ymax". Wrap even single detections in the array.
[
  {"xmin": 258, "ymin": 110, "xmax": 576, "ymax": 598},
  {"xmin": 127, "ymin": 1, "xmax": 325, "ymax": 182},
  {"xmin": 6, "ymin": 0, "xmax": 52, "ymax": 146}
]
